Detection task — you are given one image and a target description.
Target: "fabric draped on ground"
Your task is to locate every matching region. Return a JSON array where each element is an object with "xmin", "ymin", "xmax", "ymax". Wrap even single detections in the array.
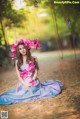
[{"xmin": 0, "ymin": 63, "xmax": 63, "ymax": 105}]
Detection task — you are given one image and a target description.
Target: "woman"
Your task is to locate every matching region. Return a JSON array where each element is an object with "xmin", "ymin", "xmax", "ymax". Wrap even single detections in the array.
[{"xmin": 0, "ymin": 39, "xmax": 63, "ymax": 105}]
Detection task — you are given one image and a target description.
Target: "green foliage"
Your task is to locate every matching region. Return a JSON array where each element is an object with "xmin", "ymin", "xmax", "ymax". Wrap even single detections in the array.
[
  {"xmin": 0, "ymin": 0, "xmax": 26, "ymax": 27},
  {"xmin": 0, "ymin": 0, "xmax": 80, "ymax": 44},
  {"xmin": 0, "ymin": 0, "xmax": 27, "ymax": 46},
  {"xmin": 24, "ymin": 0, "xmax": 41, "ymax": 6},
  {"xmin": 0, "ymin": 0, "xmax": 80, "ymax": 66},
  {"xmin": 54, "ymin": 4, "xmax": 80, "ymax": 33}
]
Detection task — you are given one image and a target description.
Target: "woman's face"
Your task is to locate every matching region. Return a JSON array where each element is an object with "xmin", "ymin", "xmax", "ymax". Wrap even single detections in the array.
[{"xmin": 18, "ymin": 44, "xmax": 27, "ymax": 56}]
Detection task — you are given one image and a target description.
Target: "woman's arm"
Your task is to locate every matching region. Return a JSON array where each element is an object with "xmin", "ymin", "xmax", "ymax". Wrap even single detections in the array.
[
  {"xmin": 32, "ymin": 69, "xmax": 38, "ymax": 80},
  {"xmin": 32, "ymin": 56, "xmax": 39, "ymax": 80},
  {"xmin": 15, "ymin": 60, "xmax": 30, "ymax": 90}
]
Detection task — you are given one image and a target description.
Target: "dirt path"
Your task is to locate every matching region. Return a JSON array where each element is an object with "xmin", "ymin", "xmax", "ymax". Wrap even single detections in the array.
[{"xmin": 0, "ymin": 58, "xmax": 80, "ymax": 119}]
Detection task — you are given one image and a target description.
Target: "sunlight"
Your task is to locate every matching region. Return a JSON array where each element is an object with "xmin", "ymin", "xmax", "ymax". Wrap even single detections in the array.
[
  {"xmin": 38, "ymin": 13, "xmax": 49, "ymax": 17},
  {"xmin": 13, "ymin": 0, "xmax": 26, "ymax": 10}
]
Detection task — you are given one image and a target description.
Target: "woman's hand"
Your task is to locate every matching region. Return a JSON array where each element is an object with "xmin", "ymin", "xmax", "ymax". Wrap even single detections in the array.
[
  {"xmin": 32, "ymin": 69, "xmax": 38, "ymax": 81},
  {"xmin": 32, "ymin": 78, "xmax": 36, "ymax": 80},
  {"xmin": 24, "ymin": 83, "xmax": 31, "ymax": 90}
]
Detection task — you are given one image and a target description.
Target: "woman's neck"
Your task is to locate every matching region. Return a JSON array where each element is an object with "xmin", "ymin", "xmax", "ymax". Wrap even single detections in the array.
[{"xmin": 23, "ymin": 55, "xmax": 27, "ymax": 64}]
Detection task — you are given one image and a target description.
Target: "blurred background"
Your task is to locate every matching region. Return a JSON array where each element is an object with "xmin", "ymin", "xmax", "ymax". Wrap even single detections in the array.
[
  {"xmin": 0, "ymin": 0, "xmax": 80, "ymax": 67},
  {"xmin": 0, "ymin": 1, "xmax": 80, "ymax": 118}
]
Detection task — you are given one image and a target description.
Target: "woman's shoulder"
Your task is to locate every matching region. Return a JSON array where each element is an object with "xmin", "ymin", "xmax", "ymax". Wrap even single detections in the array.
[
  {"xmin": 15, "ymin": 59, "xmax": 18, "ymax": 65},
  {"xmin": 31, "ymin": 56, "xmax": 38, "ymax": 62}
]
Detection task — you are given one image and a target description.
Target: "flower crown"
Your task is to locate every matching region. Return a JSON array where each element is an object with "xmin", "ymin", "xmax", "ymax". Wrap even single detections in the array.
[{"xmin": 11, "ymin": 39, "xmax": 40, "ymax": 60}]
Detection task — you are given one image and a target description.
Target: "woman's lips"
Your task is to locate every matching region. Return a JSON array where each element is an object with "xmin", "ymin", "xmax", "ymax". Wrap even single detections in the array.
[{"xmin": 22, "ymin": 51, "xmax": 26, "ymax": 54}]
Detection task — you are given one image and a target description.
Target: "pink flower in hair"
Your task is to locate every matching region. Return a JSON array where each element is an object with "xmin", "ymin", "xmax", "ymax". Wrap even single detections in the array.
[
  {"xmin": 11, "ymin": 39, "xmax": 40, "ymax": 60},
  {"xmin": 30, "ymin": 39, "xmax": 40, "ymax": 49},
  {"xmin": 11, "ymin": 44, "xmax": 16, "ymax": 52},
  {"xmin": 16, "ymin": 39, "xmax": 26, "ymax": 45},
  {"xmin": 25, "ymin": 40, "xmax": 31, "ymax": 48}
]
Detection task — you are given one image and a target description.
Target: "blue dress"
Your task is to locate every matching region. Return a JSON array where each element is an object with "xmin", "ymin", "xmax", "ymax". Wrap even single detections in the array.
[{"xmin": 0, "ymin": 63, "xmax": 63, "ymax": 105}]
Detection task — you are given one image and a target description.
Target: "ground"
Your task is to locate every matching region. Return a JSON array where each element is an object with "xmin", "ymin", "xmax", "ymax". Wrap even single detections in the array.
[{"xmin": 0, "ymin": 50, "xmax": 80, "ymax": 119}]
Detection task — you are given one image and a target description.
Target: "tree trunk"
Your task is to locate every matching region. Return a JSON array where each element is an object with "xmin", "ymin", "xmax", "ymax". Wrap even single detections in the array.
[{"xmin": 0, "ymin": 14, "xmax": 7, "ymax": 47}]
